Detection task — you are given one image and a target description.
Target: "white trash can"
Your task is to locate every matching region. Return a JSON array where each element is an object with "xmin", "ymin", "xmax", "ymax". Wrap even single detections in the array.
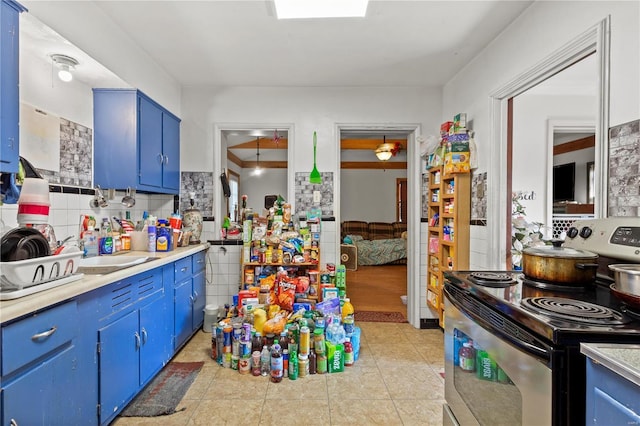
[{"xmin": 203, "ymin": 304, "xmax": 219, "ymax": 333}]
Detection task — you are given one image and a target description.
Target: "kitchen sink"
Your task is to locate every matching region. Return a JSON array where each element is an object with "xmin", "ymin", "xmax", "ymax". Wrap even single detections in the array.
[{"xmin": 77, "ymin": 255, "xmax": 157, "ymax": 275}]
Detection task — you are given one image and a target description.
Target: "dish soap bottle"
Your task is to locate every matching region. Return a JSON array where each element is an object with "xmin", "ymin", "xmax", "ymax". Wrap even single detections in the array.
[{"xmin": 83, "ymin": 226, "xmax": 99, "ymax": 257}]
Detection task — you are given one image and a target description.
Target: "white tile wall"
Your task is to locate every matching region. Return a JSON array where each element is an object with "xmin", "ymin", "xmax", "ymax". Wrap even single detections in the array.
[
  {"xmin": 0, "ymin": 189, "xmax": 176, "ymax": 243},
  {"xmin": 205, "ymin": 245, "xmax": 242, "ymax": 309}
]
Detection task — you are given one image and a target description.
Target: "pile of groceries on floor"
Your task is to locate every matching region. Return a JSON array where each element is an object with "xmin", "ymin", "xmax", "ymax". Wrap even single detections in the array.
[{"xmin": 211, "ymin": 265, "xmax": 359, "ymax": 382}]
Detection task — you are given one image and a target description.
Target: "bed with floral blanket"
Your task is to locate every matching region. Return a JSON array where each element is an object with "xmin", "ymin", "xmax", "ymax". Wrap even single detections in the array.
[{"xmin": 346, "ymin": 235, "xmax": 407, "ymax": 265}]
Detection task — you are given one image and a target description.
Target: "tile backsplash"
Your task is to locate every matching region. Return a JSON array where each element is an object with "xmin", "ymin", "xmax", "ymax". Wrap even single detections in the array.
[{"xmin": 0, "ymin": 188, "xmax": 175, "ymax": 243}]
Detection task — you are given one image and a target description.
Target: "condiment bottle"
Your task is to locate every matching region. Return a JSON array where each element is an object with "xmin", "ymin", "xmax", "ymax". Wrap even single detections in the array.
[
  {"xmin": 308, "ymin": 344, "xmax": 317, "ymax": 374},
  {"xmin": 316, "ymin": 353, "xmax": 327, "ymax": 374},
  {"xmin": 313, "ymin": 327, "xmax": 325, "ymax": 354},
  {"xmin": 298, "ymin": 353, "xmax": 309, "ymax": 378},
  {"xmin": 299, "ymin": 326, "xmax": 310, "ymax": 356}
]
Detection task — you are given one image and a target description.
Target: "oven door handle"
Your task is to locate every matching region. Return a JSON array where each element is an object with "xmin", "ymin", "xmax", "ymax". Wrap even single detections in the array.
[{"xmin": 445, "ymin": 286, "xmax": 552, "ymax": 363}]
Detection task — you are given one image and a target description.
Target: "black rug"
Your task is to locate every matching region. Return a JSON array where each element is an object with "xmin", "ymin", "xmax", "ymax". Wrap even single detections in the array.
[{"xmin": 120, "ymin": 361, "xmax": 204, "ymax": 417}]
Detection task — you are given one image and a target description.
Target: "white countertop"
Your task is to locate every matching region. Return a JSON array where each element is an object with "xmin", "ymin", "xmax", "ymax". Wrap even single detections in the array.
[
  {"xmin": 0, "ymin": 244, "xmax": 209, "ymax": 324},
  {"xmin": 581, "ymin": 343, "xmax": 640, "ymax": 387}
]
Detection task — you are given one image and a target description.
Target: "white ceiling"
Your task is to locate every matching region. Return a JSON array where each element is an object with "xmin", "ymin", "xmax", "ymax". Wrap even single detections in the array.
[
  {"xmin": 21, "ymin": 0, "xmax": 535, "ymax": 89},
  {"xmin": 20, "ymin": 1, "xmax": 540, "ymax": 163}
]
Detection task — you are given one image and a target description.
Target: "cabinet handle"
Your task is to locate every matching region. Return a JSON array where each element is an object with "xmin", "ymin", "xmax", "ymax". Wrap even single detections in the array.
[
  {"xmin": 134, "ymin": 332, "xmax": 141, "ymax": 350},
  {"xmin": 164, "ymin": 154, "xmax": 169, "ymax": 165},
  {"xmin": 181, "ymin": 267, "xmax": 188, "ymax": 273},
  {"xmin": 141, "ymin": 328, "xmax": 148, "ymax": 345},
  {"xmin": 157, "ymin": 153, "xmax": 163, "ymax": 164},
  {"xmin": 189, "ymin": 295, "xmax": 195, "ymax": 305},
  {"xmin": 8, "ymin": 137, "xmax": 14, "ymax": 150},
  {"xmin": 10, "ymin": 419, "xmax": 18, "ymax": 426},
  {"xmin": 193, "ymin": 289, "xmax": 199, "ymax": 299},
  {"xmin": 31, "ymin": 326, "xmax": 57, "ymax": 341}
]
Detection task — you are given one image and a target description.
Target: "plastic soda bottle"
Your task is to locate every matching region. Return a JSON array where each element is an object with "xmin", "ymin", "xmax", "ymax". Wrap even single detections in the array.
[
  {"xmin": 260, "ymin": 345, "xmax": 270, "ymax": 376},
  {"xmin": 341, "ymin": 298, "xmax": 355, "ymax": 321},
  {"xmin": 270, "ymin": 342, "xmax": 283, "ymax": 383}
]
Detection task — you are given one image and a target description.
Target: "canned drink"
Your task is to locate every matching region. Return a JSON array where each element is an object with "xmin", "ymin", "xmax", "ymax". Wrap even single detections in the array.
[
  {"xmin": 232, "ymin": 340, "xmax": 240, "ymax": 357},
  {"xmin": 223, "ymin": 352, "xmax": 231, "ymax": 368},
  {"xmin": 231, "ymin": 355, "xmax": 239, "ymax": 370},
  {"xmin": 239, "ymin": 356, "xmax": 251, "ymax": 374},
  {"xmin": 223, "ymin": 326, "xmax": 232, "ymax": 346},
  {"xmin": 241, "ymin": 340, "xmax": 252, "ymax": 357}
]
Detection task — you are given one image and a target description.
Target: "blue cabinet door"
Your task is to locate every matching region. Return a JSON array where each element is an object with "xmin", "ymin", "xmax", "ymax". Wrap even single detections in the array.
[
  {"xmin": 139, "ymin": 296, "xmax": 170, "ymax": 386},
  {"xmin": 586, "ymin": 358, "xmax": 640, "ymax": 425},
  {"xmin": 162, "ymin": 112, "xmax": 180, "ymax": 191},
  {"xmin": 138, "ymin": 96, "xmax": 163, "ymax": 189},
  {"xmin": 174, "ymin": 279, "xmax": 193, "ymax": 350},
  {"xmin": 2, "ymin": 345, "xmax": 79, "ymax": 425},
  {"xmin": 0, "ymin": 0, "xmax": 25, "ymax": 173},
  {"xmin": 192, "ymin": 269, "xmax": 206, "ymax": 331},
  {"xmin": 98, "ymin": 310, "xmax": 139, "ymax": 423}
]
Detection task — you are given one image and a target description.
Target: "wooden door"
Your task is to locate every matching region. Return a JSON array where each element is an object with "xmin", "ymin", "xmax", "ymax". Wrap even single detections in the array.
[{"xmin": 396, "ymin": 178, "xmax": 407, "ymax": 222}]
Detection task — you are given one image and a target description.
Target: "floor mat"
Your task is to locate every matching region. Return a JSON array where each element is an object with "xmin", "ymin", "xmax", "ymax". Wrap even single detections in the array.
[
  {"xmin": 120, "ymin": 361, "xmax": 204, "ymax": 417},
  {"xmin": 355, "ymin": 310, "xmax": 408, "ymax": 323}
]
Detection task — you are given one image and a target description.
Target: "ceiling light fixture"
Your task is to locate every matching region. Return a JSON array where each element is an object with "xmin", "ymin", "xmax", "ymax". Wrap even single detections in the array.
[
  {"xmin": 274, "ymin": 0, "xmax": 368, "ymax": 19},
  {"xmin": 51, "ymin": 54, "xmax": 78, "ymax": 82},
  {"xmin": 375, "ymin": 136, "xmax": 393, "ymax": 161}
]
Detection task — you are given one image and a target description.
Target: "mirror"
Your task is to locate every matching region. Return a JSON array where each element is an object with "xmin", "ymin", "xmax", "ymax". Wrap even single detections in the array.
[
  {"xmin": 511, "ymin": 54, "xmax": 598, "ymax": 240},
  {"xmin": 220, "ymin": 128, "xmax": 288, "ymax": 221}
]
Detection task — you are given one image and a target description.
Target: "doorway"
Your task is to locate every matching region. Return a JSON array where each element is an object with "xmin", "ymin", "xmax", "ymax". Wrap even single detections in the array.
[
  {"xmin": 488, "ymin": 18, "xmax": 610, "ymax": 269},
  {"xmin": 335, "ymin": 124, "xmax": 422, "ymax": 327}
]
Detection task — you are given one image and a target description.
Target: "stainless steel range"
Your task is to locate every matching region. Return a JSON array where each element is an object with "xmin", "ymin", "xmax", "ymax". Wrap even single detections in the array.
[{"xmin": 443, "ymin": 218, "xmax": 640, "ymax": 426}]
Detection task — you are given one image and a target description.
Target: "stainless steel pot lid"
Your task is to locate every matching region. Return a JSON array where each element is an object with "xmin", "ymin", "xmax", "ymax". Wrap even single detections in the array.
[{"xmin": 523, "ymin": 244, "xmax": 598, "ymax": 259}]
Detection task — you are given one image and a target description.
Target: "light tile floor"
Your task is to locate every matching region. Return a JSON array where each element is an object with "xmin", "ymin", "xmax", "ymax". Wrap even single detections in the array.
[{"xmin": 113, "ymin": 322, "xmax": 445, "ymax": 425}]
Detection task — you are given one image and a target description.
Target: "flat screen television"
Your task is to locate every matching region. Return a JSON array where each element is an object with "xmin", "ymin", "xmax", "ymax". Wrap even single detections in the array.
[{"xmin": 553, "ymin": 162, "xmax": 575, "ymax": 202}]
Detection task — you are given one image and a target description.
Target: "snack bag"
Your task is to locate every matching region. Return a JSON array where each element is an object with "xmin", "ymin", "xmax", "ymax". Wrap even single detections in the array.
[
  {"xmin": 444, "ymin": 133, "xmax": 470, "ymax": 174},
  {"xmin": 277, "ymin": 278, "xmax": 296, "ymax": 311}
]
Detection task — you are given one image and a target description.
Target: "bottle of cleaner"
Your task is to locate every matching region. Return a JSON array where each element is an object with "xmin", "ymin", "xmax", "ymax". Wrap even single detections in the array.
[
  {"xmin": 147, "ymin": 224, "xmax": 157, "ymax": 253},
  {"xmin": 83, "ymin": 226, "xmax": 99, "ymax": 257}
]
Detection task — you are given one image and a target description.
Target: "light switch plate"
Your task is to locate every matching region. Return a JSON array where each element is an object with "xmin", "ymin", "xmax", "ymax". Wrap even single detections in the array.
[{"xmin": 313, "ymin": 190, "xmax": 321, "ymax": 203}]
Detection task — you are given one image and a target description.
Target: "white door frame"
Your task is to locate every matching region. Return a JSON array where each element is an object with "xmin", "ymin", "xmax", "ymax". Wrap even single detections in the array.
[
  {"xmin": 487, "ymin": 17, "xmax": 610, "ymax": 269},
  {"xmin": 335, "ymin": 123, "xmax": 422, "ymax": 328}
]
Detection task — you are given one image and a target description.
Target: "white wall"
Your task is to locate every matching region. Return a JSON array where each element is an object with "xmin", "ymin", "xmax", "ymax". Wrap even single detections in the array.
[
  {"xmin": 240, "ymin": 168, "xmax": 287, "ymax": 214},
  {"xmin": 443, "ymin": 1, "xmax": 639, "ymax": 269},
  {"xmin": 340, "ymin": 169, "xmax": 406, "ymax": 222}
]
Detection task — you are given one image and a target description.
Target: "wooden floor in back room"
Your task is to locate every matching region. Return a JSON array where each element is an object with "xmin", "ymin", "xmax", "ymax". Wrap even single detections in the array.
[{"xmin": 345, "ymin": 264, "xmax": 407, "ymax": 316}]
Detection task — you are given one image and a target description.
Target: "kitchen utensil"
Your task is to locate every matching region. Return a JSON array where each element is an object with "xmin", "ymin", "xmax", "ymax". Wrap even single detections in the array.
[
  {"xmin": 610, "ymin": 283, "xmax": 640, "ymax": 309},
  {"xmin": 1, "ymin": 227, "xmax": 47, "ymax": 262},
  {"xmin": 522, "ymin": 240, "xmax": 598, "ymax": 284},
  {"xmin": 309, "ymin": 131, "xmax": 322, "ymax": 184},
  {"xmin": 608, "ymin": 264, "xmax": 640, "ymax": 296},
  {"xmin": 17, "ymin": 177, "xmax": 50, "ymax": 224},
  {"xmin": 15, "ymin": 234, "xmax": 51, "ymax": 261},
  {"xmin": 90, "ymin": 185, "xmax": 108, "ymax": 208},
  {"xmin": 121, "ymin": 187, "xmax": 136, "ymax": 207}
]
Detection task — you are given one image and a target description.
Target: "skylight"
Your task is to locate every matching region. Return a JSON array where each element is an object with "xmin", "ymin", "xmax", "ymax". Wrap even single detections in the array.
[{"xmin": 274, "ymin": 0, "xmax": 369, "ymax": 19}]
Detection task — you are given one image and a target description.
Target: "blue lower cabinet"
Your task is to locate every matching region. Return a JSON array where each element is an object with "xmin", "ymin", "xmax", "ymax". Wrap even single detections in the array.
[
  {"xmin": 99, "ymin": 310, "xmax": 139, "ymax": 422},
  {"xmin": 192, "ymin": 269, "xmax": 206, "ymax": 331},
  {"xmin": 140, "ymin": 296, "xmax": 171, "ymax": 385},
  {"xmin": 173, "ymin": 254, "xmax": 206, "ymax": 351},
  {"xmin": 2, "ymin": 345, "xmax": 78, "ymax": 425},
  {"xmin": 98, "ymin": 294, "xmax": 170, "ymax": 424},
  {"xmin": 586, "ymin": 358, "xmax": 640, "ymax": 424}
]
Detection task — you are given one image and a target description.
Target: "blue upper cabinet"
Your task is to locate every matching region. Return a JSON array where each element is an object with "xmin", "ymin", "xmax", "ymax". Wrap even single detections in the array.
[
  {"xmin": 0, "ymin": 0, "xmax": 26, "ymax": 173},
  {"xmin": 93, "ymin": 89, "xmax": 181, "ymax": 194}
]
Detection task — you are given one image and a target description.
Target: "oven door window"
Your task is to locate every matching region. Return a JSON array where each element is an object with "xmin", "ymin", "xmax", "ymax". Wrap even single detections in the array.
[{"xmin": 453, "ymin": 329, "xmax": 523, "ymax": 424}]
